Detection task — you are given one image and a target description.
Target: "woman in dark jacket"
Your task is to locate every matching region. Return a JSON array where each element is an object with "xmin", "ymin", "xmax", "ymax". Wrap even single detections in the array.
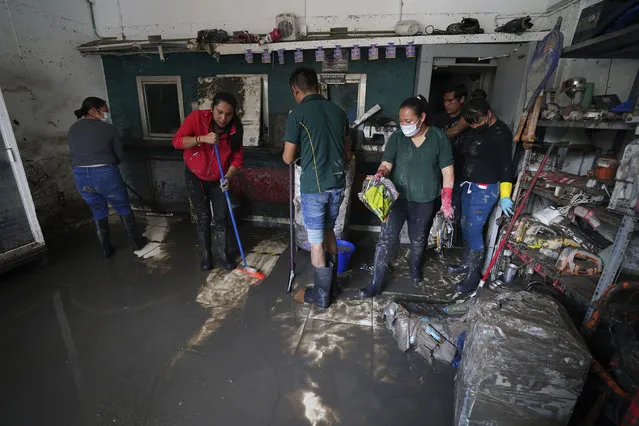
[
  {"xmin": 172, "ymin": 92, "xmax": 244, "ymax": 271},
  {"xmin": 448, "ymin": 98, "xmax": 514, "ymax": 293},
  {"xmin": 68, "ymin": 97, "xmax": 148, "ymax": 258}
]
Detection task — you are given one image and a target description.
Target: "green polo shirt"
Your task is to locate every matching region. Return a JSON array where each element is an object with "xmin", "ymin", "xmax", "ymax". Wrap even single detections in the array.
[
  {"xmin": 284, "ymin": 94, "xmax": 348, "ymax": 194},
  {"xmin": 382, "ymin": 127, "xmax": 454, "ymax": 203}
]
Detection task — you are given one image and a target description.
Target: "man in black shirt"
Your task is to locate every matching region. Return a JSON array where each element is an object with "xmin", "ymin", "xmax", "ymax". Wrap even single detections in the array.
[
  {"xmin": 432, "ymin": 85, "xmax": 470, "ymax": 220},
  {"xmin": 448, "ymin": 98, "xmax": 514, "ymax": 294}
]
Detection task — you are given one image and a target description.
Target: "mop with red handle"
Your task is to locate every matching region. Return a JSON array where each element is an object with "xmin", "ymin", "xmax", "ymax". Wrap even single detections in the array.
[{"xmin": 213, "ymin": 143, "xmax": 266, "ymax": 281}]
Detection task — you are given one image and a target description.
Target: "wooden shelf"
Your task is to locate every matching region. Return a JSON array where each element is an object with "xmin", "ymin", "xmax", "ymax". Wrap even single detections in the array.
[{"xmin": 537, "ymin": 120, "xmax": 635, "ymax": 130}]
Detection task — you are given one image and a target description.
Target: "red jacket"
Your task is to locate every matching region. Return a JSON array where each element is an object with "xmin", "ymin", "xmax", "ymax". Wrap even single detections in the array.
[{"xmin": 172, "ymin": 110, "xmax": 244, "ymax": 181}]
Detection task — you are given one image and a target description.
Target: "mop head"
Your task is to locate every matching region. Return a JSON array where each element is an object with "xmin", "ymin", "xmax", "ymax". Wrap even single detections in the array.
[
  {"xmin": 236, "ymin": 266, "xmax": 266, "ymax": 281},
  {"xmin": 358, "ymin": 176, "xmax": 399, "ymax": 222}
]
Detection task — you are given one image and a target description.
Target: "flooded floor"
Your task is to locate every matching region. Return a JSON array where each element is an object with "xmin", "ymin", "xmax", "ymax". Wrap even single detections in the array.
[{"xmin": 0, "ymin": 216, "xmax": 458, "ymax": 426}]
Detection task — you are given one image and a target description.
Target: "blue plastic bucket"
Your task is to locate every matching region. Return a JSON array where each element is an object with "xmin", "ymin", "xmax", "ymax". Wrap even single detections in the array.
[{"xmin": 336, "ymin": 240, "xmax": 355, "ymax": 274}]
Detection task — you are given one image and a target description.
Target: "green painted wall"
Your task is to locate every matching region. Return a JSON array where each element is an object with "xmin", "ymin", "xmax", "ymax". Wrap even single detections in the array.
[{"xmin": 102, "ymin": 50, "xmax": 416, "ymax": 144}]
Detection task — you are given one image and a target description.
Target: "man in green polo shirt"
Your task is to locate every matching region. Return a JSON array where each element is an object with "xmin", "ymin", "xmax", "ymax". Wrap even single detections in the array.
[{"xmin": 282, "ymin": 67, "xmax": 350, "ymax": 310}]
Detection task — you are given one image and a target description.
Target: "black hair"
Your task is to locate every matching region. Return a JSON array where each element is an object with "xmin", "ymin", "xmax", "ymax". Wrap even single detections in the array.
[
  {"xmin": 443, "ymin": 84, "xmax": 467, "ymax": 101},
  {"xmin": 289, "ymin": 67, "xmax": 319, "ymax": 92},
  {"xmin": 463, "ymin": 98, "xmax": 491, "ymax": 124},
  {"xmin": 74, "ymin": 97, "xmax": 106, "ymax": 119},
  {"xmin": 400, "ymin": 95, "xmax": 429, "ymax": 123},
  {"xmin": 471, "ymin": 88, "xmax": 487, "ymax": 101},
  {"xmin": 211, "ymin": 91, "xmax": 242, "ymax": 153},
  {"xmin": 212, "ymin": 91, "xmax": 238, "ymax": 111}
]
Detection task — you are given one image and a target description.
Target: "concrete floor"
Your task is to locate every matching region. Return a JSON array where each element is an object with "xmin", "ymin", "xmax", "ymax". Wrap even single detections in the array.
[{"xmin": 0, "ymin": 216, "xmax": 459, "ymax": 426}]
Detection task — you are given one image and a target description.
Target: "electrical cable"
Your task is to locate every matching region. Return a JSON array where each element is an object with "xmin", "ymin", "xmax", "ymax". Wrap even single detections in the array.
[{"xmin": 558, "ymin": 192, "xmax": 592, "ymax": 216}]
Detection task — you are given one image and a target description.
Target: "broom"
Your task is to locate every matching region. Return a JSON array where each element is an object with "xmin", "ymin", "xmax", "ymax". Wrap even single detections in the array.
[{"xmin": 213, "ymin": 143, "xmax": 266, "ymax": 281}]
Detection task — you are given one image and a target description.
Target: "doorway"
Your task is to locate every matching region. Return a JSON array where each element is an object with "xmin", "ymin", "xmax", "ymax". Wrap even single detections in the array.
[{"xmin": 428, "ymin": 60, "xmax": 496, "ymax": 117}]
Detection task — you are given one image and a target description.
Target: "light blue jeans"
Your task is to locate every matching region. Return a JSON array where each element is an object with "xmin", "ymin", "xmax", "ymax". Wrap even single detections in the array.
[{"xmin": 300, "ymin": 189, "xmax": 344, "ymax": 244}]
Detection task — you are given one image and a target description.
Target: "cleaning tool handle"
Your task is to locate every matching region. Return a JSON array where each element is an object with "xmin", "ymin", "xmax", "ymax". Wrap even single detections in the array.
[
  {"xmin": 213, "ymin": 144, "xmax": 247, "ymax": 268},
  {"xmin": 289, "ymin": 163, "xmax": 294, "ymax": 268}
]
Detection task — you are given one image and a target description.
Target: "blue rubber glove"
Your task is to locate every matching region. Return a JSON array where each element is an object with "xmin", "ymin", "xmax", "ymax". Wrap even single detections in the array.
[{"xmin": 500, "ymin": 197, "xmax": 514, "ymax": 216}]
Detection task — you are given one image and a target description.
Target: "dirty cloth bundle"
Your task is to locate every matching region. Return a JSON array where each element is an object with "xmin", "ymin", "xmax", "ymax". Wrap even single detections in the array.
[
  {"xmin": 382, "ymin": 301, "xmax": 457, "ymax": 364},
  {"xmin": 358, "ymin": 176, "xmax": 399, "ymax": 223},
  {"xmin": 455, "ymin": 290, "xmax": 592, "ymax": 426}
]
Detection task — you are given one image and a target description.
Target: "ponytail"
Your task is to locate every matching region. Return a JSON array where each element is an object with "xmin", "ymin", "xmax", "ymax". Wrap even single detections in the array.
[
  {"xmin": 400, "ymin": 94, "xmax": 430, "ymax": 124},
  {"xmin": 74, "ymin": 96, "xmax": 107, "ymax": 119}
]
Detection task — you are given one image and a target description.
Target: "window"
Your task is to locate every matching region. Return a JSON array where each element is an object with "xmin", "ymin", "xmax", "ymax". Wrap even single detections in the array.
[
  {"xmin": 319, "ymin": 73, "xmax": 367, "ymax": 124},
  {"xmin": 136, "ymin": 76, "xmax": 185, "ymax": 139}
]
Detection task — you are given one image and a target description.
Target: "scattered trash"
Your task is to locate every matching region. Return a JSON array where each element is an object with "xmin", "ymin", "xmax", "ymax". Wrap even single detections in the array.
[
  {"xmin": 432, "ymin": 18, "xmax": 484, "ymax": 35},
  {"xmin": 428, "ymin": 211, "xmax": 455, "ymax": 254},
  {"xmin": 383, "ymin": 301, "xmax": 459, "ymax": 365},
  {"xmin": 496, "ymin": 16, "xmax": 534, "ymax": 34}
]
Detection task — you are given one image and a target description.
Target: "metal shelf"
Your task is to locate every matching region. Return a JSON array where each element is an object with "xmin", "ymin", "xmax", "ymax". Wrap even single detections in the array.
[
  {"xmin": 562, "ymin": 23, "xmax": 639, "ymax": 59},
  {"xmin": 537, "ymin": 120, "xmax": 635, "ymax": 130}
]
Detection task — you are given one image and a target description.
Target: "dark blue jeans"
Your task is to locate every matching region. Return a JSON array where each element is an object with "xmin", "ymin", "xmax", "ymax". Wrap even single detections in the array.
[
  {"xmin": 73, "ymin": 165, "xmax": 132, "ymax": 220},
  {"xmin": 460, "ymin": 182, "xmax": 499, "ymax": 251}
]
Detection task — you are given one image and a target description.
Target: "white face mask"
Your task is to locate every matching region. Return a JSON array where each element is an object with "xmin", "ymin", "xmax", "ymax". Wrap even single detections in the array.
[
  {"xmin": 401, "ymin": 119, "xmax": 421, "ymax": 137},
  {"xmin": 100, "ymin": 112, "xmax": 112, "ymax": 123}
]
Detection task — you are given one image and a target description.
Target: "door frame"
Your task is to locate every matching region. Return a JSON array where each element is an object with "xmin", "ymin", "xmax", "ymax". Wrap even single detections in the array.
[{"xmin": 0, "ymin": 87, "xmax": 44, "ymax": 245}]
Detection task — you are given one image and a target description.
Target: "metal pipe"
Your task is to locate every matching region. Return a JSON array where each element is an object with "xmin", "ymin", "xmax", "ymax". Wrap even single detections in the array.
[{"xmin": 86, "ymin": 0, "xmax": 105, "ymax": 39}]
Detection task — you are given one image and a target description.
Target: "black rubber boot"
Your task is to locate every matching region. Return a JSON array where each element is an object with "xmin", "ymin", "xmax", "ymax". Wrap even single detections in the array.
[
  {"xmin": 198, "ymin": 230, "xmax": 214, "ymax": 271},
  {"xmin": 455, "ymin": 249, "xmax": 484, "ymax": 293},
  {"xmin": 409, "ymin": 243, "xmax": 424, "ymax": 284},
  {"xmin": 448, "ymin": 248, "xmax": 470, "ymax": 274},
  {"xmin": 213, "ymin": 227, "xmax": 235, "ymax": 271},
  {"xmin": 120, "ymin": 213, "xmax": 148, "ymax": 251},
  {"xmin": 358, "ymin": 245, "xmax": 390, "ymax": 298},
  {"xmin": 300, "ymin": 265, "xmax": 334, "ymax": 308},
  {"xmin": 313, "ymin": 264, "xmax": 333, "ymax": 309},
  {"xmin": 95, "ymin": 218, "xmax": 114, "ymax": 259},
  {"xmin": 327, "ymin": 253, "xmax": 341, "ymax": 299}
]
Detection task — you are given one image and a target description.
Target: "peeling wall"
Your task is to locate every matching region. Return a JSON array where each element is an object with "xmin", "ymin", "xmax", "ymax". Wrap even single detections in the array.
[
  {"xmin": 0, "ymin": 0, "xmax": 107, "ymax": 235},
  {"xmin": 92, "ymin": 0, "xmax": 559, "ymax": 40}
]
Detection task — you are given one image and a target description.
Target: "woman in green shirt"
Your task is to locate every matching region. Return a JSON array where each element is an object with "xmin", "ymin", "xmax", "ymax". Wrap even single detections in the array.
[{"xmin": 358, "ymin": 95, "xmax": 455, "ymax": 298}]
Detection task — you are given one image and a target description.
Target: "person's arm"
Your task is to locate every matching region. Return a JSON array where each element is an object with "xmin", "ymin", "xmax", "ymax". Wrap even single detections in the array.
[
  {"xmin": 343, "ymin": 111, "xmax": 352, "ymax": 163},
  {"xmin": 172, "ymin": 111, "xmax": 219, "ymax": 149},
  {"xmin": 282, "ymin": 111, "xmax": 300, "ymax": 165},
  {"xmin": 227, "ymin": 129, "xmax": 244, "ymax": 180},
  {"xmin": 112, "ymin": 126, "xmax": 124, "ymax": 164},
  {"xmin": 445, "ymin": 118, "xmax": 469, "ymax": 140},
  {"xmin": 438, "ymin": 130, "xmax": 456, "ymax": 219},
  {"xmin": 375, "ymin": 133, "xmax": 398, "ymax": 181},
  {"xmin": 441, "ymin": 165, "xmax": 454, "ymax": 188},
  {"xmin": 283, "ymin": 142, "xmax": 297, "ymax": 165},
  {"xmin": 496, "ymin": 125, "xmax": 515, "ymax": 215}
]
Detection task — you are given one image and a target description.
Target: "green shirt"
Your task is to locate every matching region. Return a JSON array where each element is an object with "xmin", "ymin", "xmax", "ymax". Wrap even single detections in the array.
[
  {"xmin": 382, "ymin": 127, "xmax": 454, "ymax": 203},
  {"xmin": 284, "ymin": 94, "xmax": 348, "ymax": 194}
]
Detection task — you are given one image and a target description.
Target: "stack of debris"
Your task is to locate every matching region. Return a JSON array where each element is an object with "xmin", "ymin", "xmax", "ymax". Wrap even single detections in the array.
[
  {"xmin": 454, "ymin": 290, "xmax": 592, "ymax": 425},
  {"xmin": 382, "ymin": 301, "xmax": 461, "ymax": 365}
]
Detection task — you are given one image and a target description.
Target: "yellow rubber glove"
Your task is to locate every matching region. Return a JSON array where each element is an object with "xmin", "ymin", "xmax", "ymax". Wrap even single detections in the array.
[{"xmin": 499, "ymin": 182, "xmax": 513, "ymax": 199}]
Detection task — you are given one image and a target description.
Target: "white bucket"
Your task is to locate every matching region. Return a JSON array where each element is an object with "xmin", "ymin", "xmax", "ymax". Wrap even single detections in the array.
[{"xmin": 294, "ymin": 158, "xmax": 356, "ymax": 251}]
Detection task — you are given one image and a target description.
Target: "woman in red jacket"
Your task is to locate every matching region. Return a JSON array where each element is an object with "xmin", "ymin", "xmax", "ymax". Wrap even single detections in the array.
[{"xmin": 172, "ymin": 92, "xmax": 244, "ymax": 271}]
